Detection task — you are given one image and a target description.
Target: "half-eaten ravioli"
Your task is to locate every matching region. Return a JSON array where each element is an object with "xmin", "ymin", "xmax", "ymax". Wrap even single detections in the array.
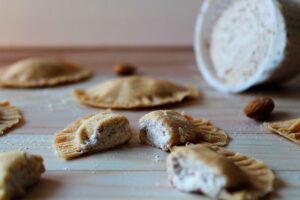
[
  {"xmin": 167, "ymin": 144, "xmax": 274, "ymax": 200},
  {"xmin": 264, "ymin": 118, "xmax": 300, "ymax": 145},
  {"xmin": 73, "ymin": 76, "xmax": 198, "ymax": 109},
  {"xmin": 0, "ymin": 57, "xmax": 92, "ymax": 88},
  {"xmin": 0, "ymin": 101, "xmax": 22, "ymax": 136},
  {"xmin": 0, "ymin": 151, "xmax": 45, "ymax": 200},
  {"xmin": 54, "ymin": 112, "xmax": 132, "ymax": 160},
  {"xmin": 139, "ymin": 110, "xmax": 228, "ymax": 151}
]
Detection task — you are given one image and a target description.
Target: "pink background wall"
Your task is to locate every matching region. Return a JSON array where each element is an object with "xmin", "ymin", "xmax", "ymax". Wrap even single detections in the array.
[{"xmin": 0, "ymin": 0, "xmax": 202, "ymax": 47}]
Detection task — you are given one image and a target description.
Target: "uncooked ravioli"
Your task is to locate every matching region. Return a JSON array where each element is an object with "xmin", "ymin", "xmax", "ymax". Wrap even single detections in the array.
[
  {"xmin": 73, "ymin": 76, "xmax": 198, "ymax": 109},
  {"xmin": 0, "ymin": 151, "xmax": 45, "ymax": 200},
  {"xmin": 0, "ymin": 101, "xmax": 22, "ymax": 135},
  {"xmin": 167, "ymin": 144, "xmax": 274, "ymax": 200},
  {"xmin": 54, "ymin": 112, "xmax": 132, "ymax": 160},
  {"xmin": 139, "ymin": 110, "xmax": 228, "ymax": 151},
  {"xmin": 264, "ymin": 118, "xmax": 300, "ymax": 145},
  {"xmin": 0, "ymin": 57, "xmax": 92, "ymax": 88}
]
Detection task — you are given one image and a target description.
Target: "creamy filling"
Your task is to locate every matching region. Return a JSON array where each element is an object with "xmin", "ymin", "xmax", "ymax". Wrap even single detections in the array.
[
  {"xmin": 169, "ymin": 156, "xmax": 226, "ymax": 198},
  {"xmin": 80, "ymin": 123, "xmax": 131, "ymax": 152},
  {"xmin": 140, "ymin": 121, "xmax": 170, "ymax": 150},
  {"xmin": 210, "ymin": 0, "xmax": 275, "ymax": 87}
]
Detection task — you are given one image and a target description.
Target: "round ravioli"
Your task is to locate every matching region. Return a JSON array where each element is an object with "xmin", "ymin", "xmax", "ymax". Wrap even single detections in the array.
[
  {"xmin": 0, "ymin": 57, "xmax": 92, "ymax": 88},
  {"xmin": 73, "ymin": 76, "xmax": 198, "ymax": 109}
]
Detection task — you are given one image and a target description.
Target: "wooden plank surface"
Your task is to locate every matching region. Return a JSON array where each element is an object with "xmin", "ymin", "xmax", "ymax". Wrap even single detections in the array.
[{"xmin": 0, "ymin": 48, "xmax": 299, "ymax": 200}]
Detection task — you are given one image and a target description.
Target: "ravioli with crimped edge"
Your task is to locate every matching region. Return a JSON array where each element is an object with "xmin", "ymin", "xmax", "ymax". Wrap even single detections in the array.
[
  {"xmin": 54, "ymin": 111, "xmax": 132, "ymax": 160},
  {"xmin": 73, "ymin": 76, "xmax": 198, "ymax": 109},
  {"xmin": 0, "ymin": 101, "xmax": 22, "ymax": 135},
  {"xmin": 167, "ymin": 144, "xmax": 274, "ymax": 200},
  {"xmin": 0, "ymin": 57, "xmax": 92, "ymax": 88},
  {"xmin": 139, "ymin": 110, "xmax": 228, "ymax": 151},
  {"xmin": 264, "ymin": 118, "xmax": 300, "ymax": 145}
]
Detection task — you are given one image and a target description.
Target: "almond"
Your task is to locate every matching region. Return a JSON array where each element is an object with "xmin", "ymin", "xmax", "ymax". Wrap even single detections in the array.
[
  {"xmin": 113, "ymin": 64, "xmax": 136, "ymax": 76},
  {"xmin": 244, "ymin": 97, "xmax": 275, "ymax": 120}
]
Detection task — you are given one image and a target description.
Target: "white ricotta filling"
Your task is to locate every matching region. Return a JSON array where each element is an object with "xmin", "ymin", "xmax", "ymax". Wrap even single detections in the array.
[
  {"xmin": 169, "ymin": 156, "xmax": 226, "ymax": 198},
  {"xmin": 140, "ymin": 121, "xmax": 170, "ymax": 150},
  {"xmin": 80, "ymin": 123, "xmax": 130, "ymax": 153}
]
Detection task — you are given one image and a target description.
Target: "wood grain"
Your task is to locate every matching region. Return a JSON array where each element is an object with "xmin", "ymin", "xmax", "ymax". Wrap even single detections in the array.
[{"xmin": 0, "ymin": 48, "xmax": 299, "ymax": 199}]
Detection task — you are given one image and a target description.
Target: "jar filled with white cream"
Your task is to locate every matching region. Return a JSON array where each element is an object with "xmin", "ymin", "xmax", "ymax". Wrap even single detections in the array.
[{"xmin": 194, "ymin": 0, "xmax": 300, "ymax": 93}]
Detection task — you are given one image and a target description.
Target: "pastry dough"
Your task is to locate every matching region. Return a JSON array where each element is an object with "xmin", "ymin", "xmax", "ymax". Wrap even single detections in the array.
[
  {"xmin": 139, "ymin": 110, "xmax": 228, "ymax": 151},
  {"xmin": 0, "ymin": 151, "xmax": 45, "ymax": 200},
  {"xmin": 264, "ymin": 118, "xmax": 300, "ymax": 145},
  {"xmin": 73, "ymin": 76, "xmax": 198, "ymax": 109},
  {"xmin": 0, "ymin": 57, "xmax": 92, "ymax": 88},
  {"xmin": 167, "ymin": 144, "xmax": 274, "ymax": 200},
  {"xmin": 0, "ymin": 101, "xmax": 22, "ymax": 135},
  {"xmin": 54, "ymin": 112, "xmax": 132, "ymax": 160}
]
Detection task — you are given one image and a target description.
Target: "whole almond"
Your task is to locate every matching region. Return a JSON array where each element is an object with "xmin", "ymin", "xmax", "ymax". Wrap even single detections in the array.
[
  {"xmin": 113, "ymin": 64, "xmax": 136, "ymax": 76},
  {"xmin": 244, "ymin": 97, "xmax": 275, "ymax": 120}
]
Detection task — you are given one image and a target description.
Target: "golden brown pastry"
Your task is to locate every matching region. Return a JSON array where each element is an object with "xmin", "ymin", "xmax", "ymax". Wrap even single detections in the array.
[
  {"xmin": 167, "ymin": 144, "xmax": 274, "ymax": 200},
  {"xmin": 73, "ymin": 76, "xmax": 198, "ymax": 109},
  {"xmin": 54, "ymin": 112, "xmax": 132, "ymax": 160},
  {"xmin": 0, "ymin": 57, "xmax": 92, "ymax": 88},
  {"xmin": 0, "ymin": 151, "xmax": 45, "ymax": 200},
  {"xmin": 264, "ymin": 118, "xmax": 300, "ymax": 145},
  {"xmin": 0, "ymin": 101, "xmax": 22, "ymax": 135},
  {"xmin": 139, "ymin": 110, "xmax": 228, "ymax": 151}
]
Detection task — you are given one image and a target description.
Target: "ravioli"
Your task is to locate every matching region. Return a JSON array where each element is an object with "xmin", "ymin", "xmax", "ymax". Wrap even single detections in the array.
[
  {"xmin": 54, "ymin": 112, "xmax": 132, "ymax": 160},
  {"xmin": 0, "ymin": 101, "xmax": 22, "ymax": 135},
  {"xmin": 73, "ymin": 76, "xmax": 198, "ymax": 109},
  {"xmin": 139, "ymin": 110, "xmax": 228, "ymax": 151},
  {"xmin": 264, "ymin": 118, "xmax": 300, "ymax": 145},
  {"xmin": 167, "ymin": 144, "xmax": 274, "ymax": 200},
  {"xmin": 0, "ymin": 151, "xmax": 45, "ymax": 200},
  {"xmin": 0, "ymin": 57, "xmax": 92, "ymax": 88}
]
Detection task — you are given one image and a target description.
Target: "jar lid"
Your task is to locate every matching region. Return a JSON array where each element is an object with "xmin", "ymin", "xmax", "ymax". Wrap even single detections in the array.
[{"xmin": 194, "ymin": 0, "xmax": 299, "ymax": 93}]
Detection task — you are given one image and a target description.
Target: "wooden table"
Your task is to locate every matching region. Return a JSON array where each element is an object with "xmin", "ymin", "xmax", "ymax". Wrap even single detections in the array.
[{"xmin": 0, "ymin": 48, "xmax": 299, "ymax": 200}]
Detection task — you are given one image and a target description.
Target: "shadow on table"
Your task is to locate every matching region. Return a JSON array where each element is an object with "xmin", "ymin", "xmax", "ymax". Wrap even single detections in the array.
[
  {"xmin": 262, "ymin": 177, "xmax": 286, "ymax": 200},
  {"xmin": 141, "ymin": 93, "xmax": 204, "ymax": 111},
  {"xmin": 22, "ymin": 178, "xmax": 61, "ymax": 200},
  {"xmin": 267, "ymin": 111, "xmax": 294, "ymax": 122},
  {"xmin": 243, "ymin": 78, "xmax": 300, "ymax": 100}
]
